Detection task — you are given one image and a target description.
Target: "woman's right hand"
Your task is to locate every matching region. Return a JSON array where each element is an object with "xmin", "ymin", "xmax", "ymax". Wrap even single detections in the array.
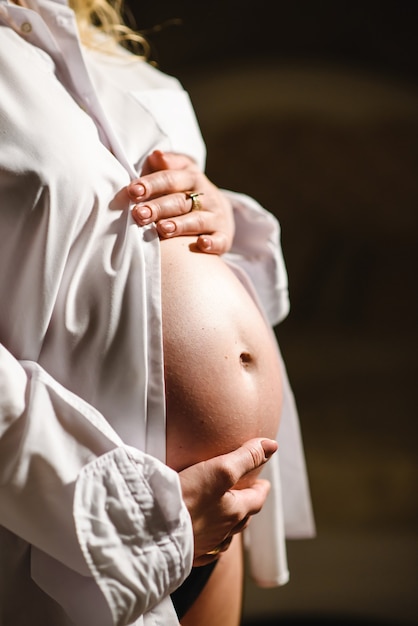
[
  {"xmin": 179, "ymin": 438, "xmax": 278, "ymax": 566},
  {"xmin": 128, "ymin": 150, "xmax": 235, "ymax": 255}
]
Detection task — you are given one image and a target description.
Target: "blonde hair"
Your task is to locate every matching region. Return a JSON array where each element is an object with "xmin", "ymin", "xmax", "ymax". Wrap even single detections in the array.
[{"xmin": 69, "ymin": 0, "xmax": 151, "ymax": 58}]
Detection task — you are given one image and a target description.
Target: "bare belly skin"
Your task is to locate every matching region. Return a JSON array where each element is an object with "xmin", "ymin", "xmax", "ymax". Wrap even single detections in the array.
[{"xmin": 161, "ymin": 236, "xmax": 282, "ymax": 473}]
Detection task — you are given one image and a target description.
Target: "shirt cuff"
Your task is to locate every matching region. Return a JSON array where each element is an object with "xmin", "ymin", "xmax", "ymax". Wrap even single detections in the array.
[{"xmin": 74, "ymin": 446, "xmax": 193, "ymax": 625}]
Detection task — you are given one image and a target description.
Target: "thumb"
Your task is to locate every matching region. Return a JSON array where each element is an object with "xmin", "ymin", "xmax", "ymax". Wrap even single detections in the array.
[
  {"xmin": 208, "ymin": 438, "xmax": 278, "ymax": 492},
  {"xmin": 151, "ymin": 150, "xmax": 196, "ymax": 171}
]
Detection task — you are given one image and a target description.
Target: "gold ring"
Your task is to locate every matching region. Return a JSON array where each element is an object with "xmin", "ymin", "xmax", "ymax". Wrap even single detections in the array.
[
  {"xmin": 186, "ymin": 191, "xmax": 204, "ymax": 211},
  {"xmin": 205, "ymin": 545, "xmax": 222, "ymax": 556}
]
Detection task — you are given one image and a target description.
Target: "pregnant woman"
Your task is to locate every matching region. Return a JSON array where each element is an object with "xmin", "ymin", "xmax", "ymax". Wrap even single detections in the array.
[
  {"xmin": 128, "ymin": 158, "xmax": 284, "ymax": 626},
  {"xmin": 0, "ymin": 1, "xmax": 314, "ymax": 625},
  {"xmin": 127, "ymin": 148, "xmax": 284, "ymax": 626}
]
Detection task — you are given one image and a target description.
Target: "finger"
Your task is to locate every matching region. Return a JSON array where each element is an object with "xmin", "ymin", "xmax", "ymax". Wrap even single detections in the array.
[
  {"xmin": 214, "ymin": 535, "xmax": 233, "ymax": 555},
  {"xmin": 195, "ymin": 232, "xmax": 231, "ymax": 255},
  {"xmin": 155, "ymin": 204, "xmax": 212, "ymax": 237},
  {"xmin": 128, "ymin": 171, "xmax": 186, "ymax": 203},
  {"xmin": 227, "ymin": 478, "xmax": 272, "ymax": 517},
  {"xmin": 132, "ymin": 191, "xmax": 195, "ymax": 226},
  {"xmin": 221, "ymin": 439, "xmax": 277, "ymax": 491},
  {"xmin": 230, "ymin": 514, "xmax": 251, "ymax": 535},
  {"xmin": 193, "ymin": 534, "xmax": 233, "ymax": 566},
  {"xmin": 149, "ymin": 150, "xmax": 196, "ymax": 171},
  {"xmin": 154, "ymin": 214, "xmax": 233, "ymax": 256},
  {"xmin": 141, "ymin": 150, "xmax": 169, "ymax": 175},
  {"xmin": 156, "ymin": 203, "xmax": 231, "ymax": 240},
  {"xmin": 141, "ymin": 150, "xmax": 193, "ymax": 176},
  {"xmin": 128, "ymin": 167, "xmax": 199, "ymax": 203},
  {"xmin": 205, "ymin": 535, "xmax": 233, "ymax": 557},
  {"xmin": 205, "ymin": 438, "xmax": 278, "ymax": 493}
]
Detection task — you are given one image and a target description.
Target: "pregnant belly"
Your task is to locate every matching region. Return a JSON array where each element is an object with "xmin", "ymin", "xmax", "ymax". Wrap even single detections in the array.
[{"xmin": 161, "ymin": 236, "xmax": 282, "ymax": 472}]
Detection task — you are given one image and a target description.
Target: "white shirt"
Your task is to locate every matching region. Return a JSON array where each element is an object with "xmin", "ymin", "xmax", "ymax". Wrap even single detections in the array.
[{"xmin": 0, "ymin": 1, "xmax": 315, "ymax": 624}]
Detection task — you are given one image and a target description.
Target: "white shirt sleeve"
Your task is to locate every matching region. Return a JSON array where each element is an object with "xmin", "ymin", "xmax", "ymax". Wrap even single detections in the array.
[
  {"xmin": 222, "ymin": 189, "xmax": 290, "ymax": 326},
  {"xmin": 0, "ymin": 344, "xmax": 193, "ymax": 624}
]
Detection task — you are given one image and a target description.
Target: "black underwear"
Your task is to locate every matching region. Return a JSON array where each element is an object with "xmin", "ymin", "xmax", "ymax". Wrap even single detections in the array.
[{"xmin": 171, "ymin": 561, "xmax": 218, "ymax": 620}]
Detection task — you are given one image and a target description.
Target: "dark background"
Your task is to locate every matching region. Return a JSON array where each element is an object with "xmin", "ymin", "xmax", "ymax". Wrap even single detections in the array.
[
  {"xmin": 127, "ymin": 2, "xmax": 418, "ymax": 624},
  {"xmin": 128, "ymin": 0, "xmax": 418, "ymax": 85}
]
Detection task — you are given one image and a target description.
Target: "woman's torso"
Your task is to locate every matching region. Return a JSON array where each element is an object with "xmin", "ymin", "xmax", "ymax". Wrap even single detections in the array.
[{"xmin": 0, "ymin": 24, "xmax": 282, "ymax": 464}]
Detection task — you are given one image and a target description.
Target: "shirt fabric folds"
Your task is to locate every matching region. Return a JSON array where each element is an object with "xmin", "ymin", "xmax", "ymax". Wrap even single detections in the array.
[{"xmin": 0, "ymin": 1, "xmax": 315, "ymax": 624}]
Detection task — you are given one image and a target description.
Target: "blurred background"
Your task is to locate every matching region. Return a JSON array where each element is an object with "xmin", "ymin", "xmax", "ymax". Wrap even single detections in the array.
[{"xmin": 127, "ymin": 1, "xmax": 417, "ymax": 624}]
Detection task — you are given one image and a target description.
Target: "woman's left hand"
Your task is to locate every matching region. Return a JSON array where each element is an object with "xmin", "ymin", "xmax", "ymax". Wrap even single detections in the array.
[{"xmin": 127, "ymin": 150, "xmax": 235, "ymax": 254}]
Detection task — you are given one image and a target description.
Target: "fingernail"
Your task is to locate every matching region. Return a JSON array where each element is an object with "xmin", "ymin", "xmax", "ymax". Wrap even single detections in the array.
[
  {"xmin": 159, "ymin": 221, "xmax": 176, "ymax": 234},
  {"xmin": 199, "ymin": 236, "xmax": 212, "ymax": 251},
  {"xmin": 130, "ymin": 183, "xmax": 145, "ymax": 199},
  {"xmin": 261, "ymin": 439, "xmax": 278, "ymax": 460},
  {"xmin": 132, "ymin": 205, "xmax": 152, "ymax": 222}
]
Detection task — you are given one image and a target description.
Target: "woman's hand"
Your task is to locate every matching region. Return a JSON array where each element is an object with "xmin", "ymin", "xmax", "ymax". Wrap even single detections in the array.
[
  {"xmin": 179, "ymin": 438, "xmax": 278, "ymax": 566},
  {"xmin": 127, "ymin": 150, "xmax": 235, "ymax": 254}
]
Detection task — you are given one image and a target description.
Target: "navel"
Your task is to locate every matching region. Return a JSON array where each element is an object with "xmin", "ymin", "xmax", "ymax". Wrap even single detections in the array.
[{"xmin": 239, "ymin": 351, "xmax": 254, "ymax": 368}]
